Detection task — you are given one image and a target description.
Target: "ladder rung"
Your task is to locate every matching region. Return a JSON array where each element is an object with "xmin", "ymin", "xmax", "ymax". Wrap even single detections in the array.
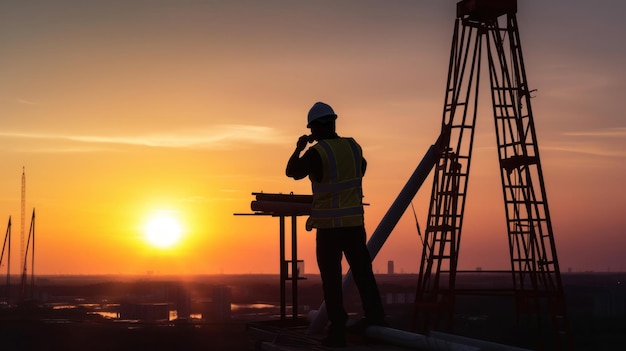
[
  {"xmin": 508, "ymin": 223, "xmax": 533, "ymax": 227},
  {"xmin": 494, "ymin": 115, "xmax": 520, "ymax": 120},
  {"xmin": 498, "ymin": 140, "xmax": 529, "ymax": 147},
  {"xmin": 436, "ymin": 191, "xmax": 462, "ymax": 196},
  {"xmin": 426, "ymin": 224, "xmax": 456, "ymax": 233},
  {"xmin": 538, "ymin": 260, "xmax": 554, "ymax": 265},
  {"xmin": 448, "ymin": 124, "xmax": 473, "ymax": 129},
  {"xmin": 504, "ymin": 200, "xmax": 546, "ymax": 206},
  {"xmin": 445, "ymin": 103, "xmax": 467, "ymax": 112},
  {"xmin": 501, "ymin": 155, "xmax": 538, "ymax": 171},
  {"xmin": 503, "ymin": 184, "xmax": 527, "ymax": 189}
]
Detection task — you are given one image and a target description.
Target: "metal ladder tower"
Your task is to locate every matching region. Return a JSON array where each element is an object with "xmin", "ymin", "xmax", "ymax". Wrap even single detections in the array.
[
  {"xmin": 413, "ymin": 1, "xmax": 570, "ymax": 349},
  {"xmin": 19, "ymin": 168, "xmax": 36, "ymax": 302},
  {"xmin": 19, "ymin": 209, "xmax": 35, "ymax": 301},
  {"xmin": 1, "ymin": 218, "xmax": 10, "ymax": 302}
]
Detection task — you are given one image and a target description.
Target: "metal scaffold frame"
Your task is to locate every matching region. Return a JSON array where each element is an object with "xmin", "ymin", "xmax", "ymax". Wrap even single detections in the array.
[
  {"xmin": 413, "ymin": 1, "xmax": 571, "ymax": 350},
  {"xmin": 1, "ymin": 218, "xmax": 11, "ymax": 302},
  {"xmin": 20, "ymin": 209, "xmax": 36, "ymax": 302},
  {"xmin": 235, "ymin": 192, "xmax": 311, "ymax": 321}
]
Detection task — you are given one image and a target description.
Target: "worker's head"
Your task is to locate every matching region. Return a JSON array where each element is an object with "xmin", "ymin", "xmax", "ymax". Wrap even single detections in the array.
[
  {"xmin": 307, "ymin": 102, "xmax": 337, "ymax": 128},
  {"xmin": 307, "ymin": 102, "xmax": 337, "ymax": 141}
]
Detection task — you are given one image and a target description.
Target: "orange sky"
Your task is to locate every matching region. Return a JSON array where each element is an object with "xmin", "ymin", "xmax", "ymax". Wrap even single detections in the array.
[{"xmin": 0, "ymin": 0, "xmax": 625, "ymax": 275}]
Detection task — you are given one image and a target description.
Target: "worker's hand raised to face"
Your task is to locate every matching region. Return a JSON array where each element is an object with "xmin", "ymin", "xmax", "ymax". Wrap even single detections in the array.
[{"xmin": 296, "ymin": 135, "xmax": 311, "ymax": 152}]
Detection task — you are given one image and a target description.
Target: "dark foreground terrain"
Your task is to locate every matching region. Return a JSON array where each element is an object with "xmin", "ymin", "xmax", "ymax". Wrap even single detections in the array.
[
  {"xmin": 0, "ymin": 272, "xmax": 624, "ymax": 350},
  {"xmin": 0, "ymin": 320, "xmax": 250, "ymax": 351}
]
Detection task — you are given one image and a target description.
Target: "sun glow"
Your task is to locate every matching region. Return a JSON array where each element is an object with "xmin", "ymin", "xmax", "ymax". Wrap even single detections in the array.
[{"xmin": 143, "ymin": 212, "xmax": 183, "ymax": 249}]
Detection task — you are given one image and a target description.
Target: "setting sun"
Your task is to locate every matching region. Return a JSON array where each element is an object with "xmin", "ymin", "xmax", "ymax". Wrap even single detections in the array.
[{"xmin": 143, "ymin": 212, "xmax": 183, "ymax": 249}]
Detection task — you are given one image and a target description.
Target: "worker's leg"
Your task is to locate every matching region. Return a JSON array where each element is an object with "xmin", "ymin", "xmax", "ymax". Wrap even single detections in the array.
[
  {"xmin": 342, "ymin": 226, "xmax": 385, "ymax": 323},
  {"xmin": 316, "ymin": 228, "xmax": 348, "ymax": 331}
]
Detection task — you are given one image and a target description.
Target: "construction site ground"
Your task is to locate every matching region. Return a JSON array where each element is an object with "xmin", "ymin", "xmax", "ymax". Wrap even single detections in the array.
[{"xmin": 248, "ymin": 319, "xmax": 416, "ymax": 351}]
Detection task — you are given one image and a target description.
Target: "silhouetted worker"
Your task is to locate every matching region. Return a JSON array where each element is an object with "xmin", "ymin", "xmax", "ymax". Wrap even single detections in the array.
[{"xmin": 286, "ymin": 101, "xmax": 385, "ymax": 347}]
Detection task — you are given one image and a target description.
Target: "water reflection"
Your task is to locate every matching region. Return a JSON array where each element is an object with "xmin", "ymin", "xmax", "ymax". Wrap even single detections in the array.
[
  {"xmin": 231, "ymin": 303, "xmax": 276, "ymax": 310},
  {"xmin": 89, "ymin": 311, "xmax": 119, "ymax": 319},
  {"xmin": 46, "ymin": 302, "xmax": 285, "ymax": 321}
]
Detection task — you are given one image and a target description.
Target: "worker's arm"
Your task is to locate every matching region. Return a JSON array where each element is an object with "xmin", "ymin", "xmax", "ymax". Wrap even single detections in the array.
[
  {"xmin": 362, "ymin": 157, "xmax": 367, "ymax": 176},
  {"xmin": 286, "ymin": 135, "xmax": 321, "ymax": 180}
]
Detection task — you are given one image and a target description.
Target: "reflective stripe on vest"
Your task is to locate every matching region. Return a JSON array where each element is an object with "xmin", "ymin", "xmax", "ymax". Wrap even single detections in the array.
[
  {"xmin": 311, "ymin": 178, "xmax": 362, "ymax": 193},
  {"xmin": 307, "ymin": 137, "xmax": 364, "ymax": 230}
]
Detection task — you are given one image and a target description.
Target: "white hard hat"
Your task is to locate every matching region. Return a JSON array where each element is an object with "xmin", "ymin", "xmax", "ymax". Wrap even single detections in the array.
[{"xmin": 307, "ymin": 102, "xmax": 337, "ymax": 128}]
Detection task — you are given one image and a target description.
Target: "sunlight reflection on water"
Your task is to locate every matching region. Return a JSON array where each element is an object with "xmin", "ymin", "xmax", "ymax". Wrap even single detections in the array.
[
  {"xmin": 49, "ymin": 302, "xmax": 281, "ymax": 320},
  {"xmin": 231, "ymin": 303, "xmax": 276, "ymax": 310}
]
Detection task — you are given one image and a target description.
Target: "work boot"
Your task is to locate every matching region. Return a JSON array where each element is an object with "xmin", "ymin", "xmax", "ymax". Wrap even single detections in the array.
[{"xmin": 322, "ymin": 323, "xmax": 346, "ymax": 347}]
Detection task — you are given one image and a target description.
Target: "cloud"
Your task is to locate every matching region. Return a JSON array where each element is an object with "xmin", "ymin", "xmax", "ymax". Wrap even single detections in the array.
[
  {"xmin": 468, "ymin": 126, "xmax": 626, "ymax": 160},
  {"xmin": 535, "ymin": 63, "xmax": 616, "ymax": 101},
  {"xmin": 531, "ymin": 127, "xmax": 626, "ymax": 158},
  {"xmin": 17, "ymin": 98, "xmax": 39, "ymax": 105},
  {"xmin": 543, "ymin": 144, "xmax": 626, "ymax": 158},
  {"xmin": 70, "ymin": 124, "xmax": 287, "ymax": 148},
  {"xmin": 0, "ymin": 124, "xmax": 287, "ymax": 152},
  {"xmin": 563, "ymin": 127, "xmax": 626, "ymax": 138}
]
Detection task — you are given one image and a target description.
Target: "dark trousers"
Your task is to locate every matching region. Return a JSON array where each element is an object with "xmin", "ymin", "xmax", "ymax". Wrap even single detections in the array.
[{"xmin": 316, "ymin": 226, "xmax": 385, "ymax": 329}]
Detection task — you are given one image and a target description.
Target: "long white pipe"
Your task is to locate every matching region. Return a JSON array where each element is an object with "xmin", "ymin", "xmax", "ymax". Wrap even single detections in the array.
[
  {"xmin": 429, "ymin": 331, "xmax": 535, "ymax": 351},
  {"xmin": 365, "ymin": 326, "xmax": 480, "ymax": 351},
  {"xmin": 308, "ymin": 133, "xmax": 445, "ymax": 333},
  {"xmin": 259, "ymin": 325, "xmax": 529, "ymax": 351}
]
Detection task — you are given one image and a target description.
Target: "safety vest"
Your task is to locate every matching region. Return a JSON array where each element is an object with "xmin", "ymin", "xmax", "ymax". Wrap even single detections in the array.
[{"xmin": 307, "ymin": 137, "xmax": 364, "ymax": 230}]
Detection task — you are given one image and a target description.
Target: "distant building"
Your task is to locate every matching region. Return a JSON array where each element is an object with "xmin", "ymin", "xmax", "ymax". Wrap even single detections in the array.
[
  {"xmin": 174, "ymin": 286, "xmax": 191, "ymax": 319},
  {"xmin": 201, "ymin": 285, "xmax": 232, "ymax": 321},
  {"xmin": 388, "ymin": 261, "xmax": 394, "ymax": 275},
  {"xmin": 120, "ymin": 302, "xmax": 170, "ymax": 321}
]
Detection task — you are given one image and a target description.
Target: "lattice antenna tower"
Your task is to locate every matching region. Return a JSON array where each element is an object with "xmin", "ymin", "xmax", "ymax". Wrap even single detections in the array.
[
  {"xmin": 412, "ymin": 1, "xmax": 571, "ymax": 349},
  {"xmin": 21, "ymin": 167, "xmax": 25, "ymax": 275}
]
